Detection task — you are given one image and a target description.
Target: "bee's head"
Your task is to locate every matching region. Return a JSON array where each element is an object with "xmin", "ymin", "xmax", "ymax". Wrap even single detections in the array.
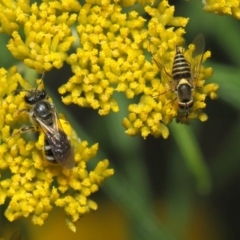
[{"xmin": 24, "ymin": 89, "xmax": 47, "ymax": 105}]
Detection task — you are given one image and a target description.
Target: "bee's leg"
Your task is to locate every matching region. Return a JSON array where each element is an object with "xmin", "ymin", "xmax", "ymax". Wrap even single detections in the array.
[
  {"xmin": 15, "ymin": 126, "xmax": 36, "ymax": 134},
  {"xmin": 12, "ymin": 89, "xmax": 22, "ymax": 95},
  {"xmin": 50, "ymin": 103, "xmax": 55, "ymax": 109},
  {"xmin": 7, "ymin": 126, "xmax": 36, "ymax": 142},
  {"xmin": 184, "ymin": 105, "xmax": 189, "ymax": 119}
]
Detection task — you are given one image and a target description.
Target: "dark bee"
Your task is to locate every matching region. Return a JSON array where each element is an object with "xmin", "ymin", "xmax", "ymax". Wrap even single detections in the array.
[
  {"xmin": 12, "ymin": 81, "xmax": 75, "ymax": 169},
  {"xmin": 152, "ymin": 34, "xmax": 205, "ymax": 117}
]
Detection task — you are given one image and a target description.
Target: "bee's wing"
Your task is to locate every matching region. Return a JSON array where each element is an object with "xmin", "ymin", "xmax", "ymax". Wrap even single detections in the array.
[
  {"xmin": 46, "ymin": 129, "xmax": 75, "ymax": 169},
  {"xmin": 50, "ymin": 103, "xmax": 63, "ymax": 131},
  {"xmin": 9, "ymin": 230, "xmax": 22, "ymax": 240},
  {"xmin": 190, "ymin": 33, "xmax": 205, "ymax": 85},
  {"xmin": 36, "ymin": 118, "xmax": 75, "ymax": 169}
]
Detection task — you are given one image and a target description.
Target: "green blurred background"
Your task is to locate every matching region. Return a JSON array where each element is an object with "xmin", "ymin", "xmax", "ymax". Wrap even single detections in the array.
[{"xmin": 1, "ymin": 0, "xmax": 240, "ymax": 239}]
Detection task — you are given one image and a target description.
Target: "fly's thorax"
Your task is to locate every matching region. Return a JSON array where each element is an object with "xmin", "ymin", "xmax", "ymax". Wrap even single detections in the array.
[{"xmin": 176, "ymin": 78, "xmax": 194, "ymax": 111}]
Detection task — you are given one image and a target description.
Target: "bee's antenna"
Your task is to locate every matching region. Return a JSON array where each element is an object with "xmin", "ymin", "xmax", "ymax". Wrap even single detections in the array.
[
  {"xmin": 35, "ymin": 71, "xmax": 45, "ymax": 90},
  {"xmin": 41, "ymin": 71, "xmax": 45, "ymax": 81}
]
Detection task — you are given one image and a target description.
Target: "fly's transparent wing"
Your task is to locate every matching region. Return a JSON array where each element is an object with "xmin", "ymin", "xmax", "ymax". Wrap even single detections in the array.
[
  {"xmin": 152, "ymin": 54, "xmax": 175, "ymax": 91},
  {"xmin": 190, "ymin": 33, "xmax": 205, "ymax": 85}
]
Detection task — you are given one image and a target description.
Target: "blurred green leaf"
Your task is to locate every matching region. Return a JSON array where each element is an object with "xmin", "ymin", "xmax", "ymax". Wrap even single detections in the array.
[
  {"xmin": 210, "ymin": 61, "xmax": 240, "ymax": 110},
  {"xmin": 170, "ymin": 122, "xmax": 212, "ymax": 194}
]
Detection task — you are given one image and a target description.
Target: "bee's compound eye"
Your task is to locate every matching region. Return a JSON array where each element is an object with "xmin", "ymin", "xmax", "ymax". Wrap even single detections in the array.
[
  {"xmin": 24, "ymin": 94, "xmax": 32, "ymax": 104},
  {"xmin": 40, "ymin": 90, "xmax": 46, "ymax": 99}
]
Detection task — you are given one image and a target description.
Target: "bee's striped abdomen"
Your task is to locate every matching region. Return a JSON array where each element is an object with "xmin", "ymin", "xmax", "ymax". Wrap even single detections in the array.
[{"xmin": 44, "ymin": 139, "xmax": 57, "ymax": 164}]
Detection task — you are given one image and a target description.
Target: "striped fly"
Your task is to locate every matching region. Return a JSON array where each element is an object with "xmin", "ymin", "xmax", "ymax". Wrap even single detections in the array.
[{"xmin": 152, "ymin": 34, "xmax": 205, "ymax": 117}]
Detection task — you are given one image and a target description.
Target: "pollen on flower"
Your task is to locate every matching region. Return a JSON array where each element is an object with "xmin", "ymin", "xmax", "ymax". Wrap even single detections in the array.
[{"xmin": 0, "ymin": 67, "xmax": 114, "ymax": 231}]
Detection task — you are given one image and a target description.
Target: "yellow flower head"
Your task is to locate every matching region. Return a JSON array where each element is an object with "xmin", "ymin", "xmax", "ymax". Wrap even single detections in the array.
[
  {"xmin": 0, "ymin": 66, "xmax": 114, "ymax": 231},
  {"xmin": 0, "ymin": 0, "xmax": 31, "ymax": 34},
  {"xmin": 59, "ymin": 3, "xmax": 150, "ymax": 115},
  {"xmin": 7, "ymin": 1, "xmax": 79, "ymax": 72},
  {"xmin": 203, "ymin": 0, "xmax": 240, "ymax": 18}
]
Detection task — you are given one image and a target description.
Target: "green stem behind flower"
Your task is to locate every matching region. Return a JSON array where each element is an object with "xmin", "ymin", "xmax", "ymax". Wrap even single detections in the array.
[
  {"xmin": 210, "ymin": 61, "xmax": 240, "ymax": 111},
  {"xmin": 170, "ymin": 122, "xmax": 212, "ymax": 195}
]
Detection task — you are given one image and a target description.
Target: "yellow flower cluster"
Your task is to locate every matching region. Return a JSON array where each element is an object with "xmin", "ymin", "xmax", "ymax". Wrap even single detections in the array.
[
  {"xmin": 0, "ymin": 0, "xmax": 30, "ymax": 34},
  {"xmin": 59, "ymin": 3, "xmax": 151, "ymax": 115},
  {"xmin": 2, "ymin": 0, "xmax": 218, "ymax": 140},
  {"xmin": 7, "ymin": 1, "xmax": 79, "ymax": 72},
  {"xmin": 0, "ymin": 66, "xmax": 114, "ymax": 232},
  {"xmin": 203, "ymin": 0, "xmax": 240, "ymax": 18}
]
